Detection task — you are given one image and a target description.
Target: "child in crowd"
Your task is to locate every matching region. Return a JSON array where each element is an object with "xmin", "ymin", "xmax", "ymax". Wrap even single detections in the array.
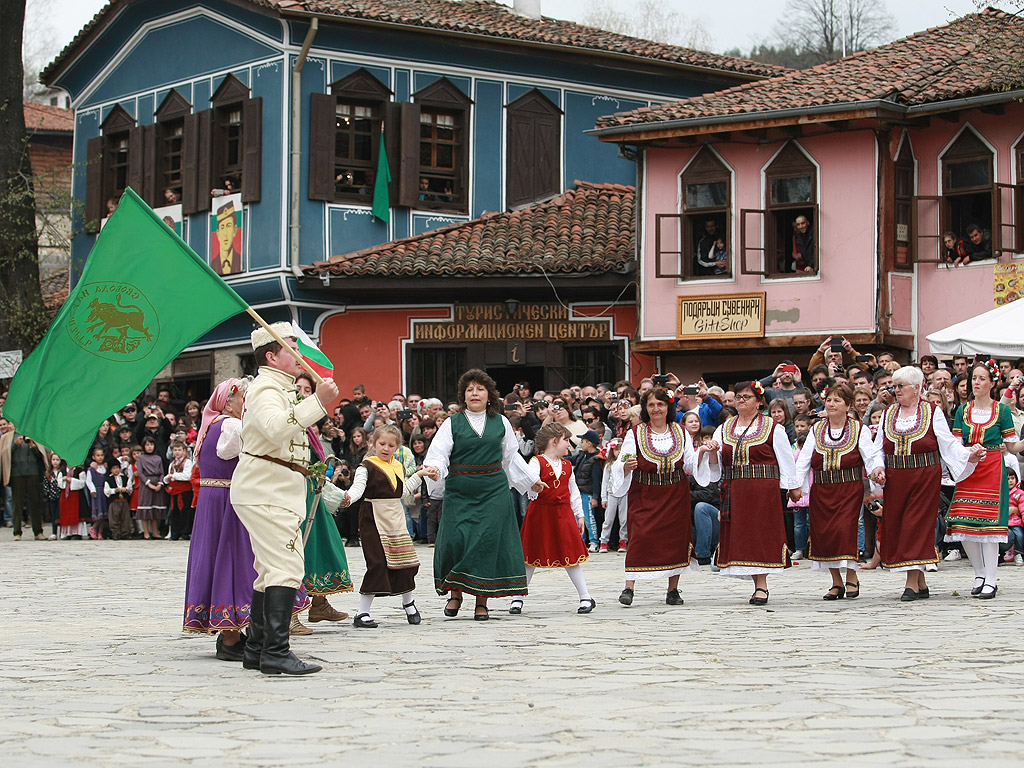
[
  {"xmin": 599, "ymin": 439, "xmax": 628, "ymax": 553},
  {"xmin": 43, "ymin": 452, "xmax": 65, "ymax": 540},
  {"xmin": 1003, "ymin": 466, "xmax": 1024, "ymax": 565},
  {"xmin": 511, "ymin": 423, "xmax": 595, "ymax": 615},
  {"xmin": 84, "ymin": 446, "xmax": 108, "ymax": 539},
  {"xmin": 104, "ymin": 459, "xmax": 134, "ymax": 540},
  {"xmin": 711, "ymin": 236, "xmax": 729, "ymax": 275},
  {"xmin": 128, "ymin": 444, "xmax": 142, "ymax": 537},
  {"xmin": 56, "ymin": 463, "xmax": 90, "ymax": 539},
  {"xmin": 571, "ymin": 429, "xmax": 603, "ymax": 552},
  {"xmin": 789, "ymin": 433, "xmax": 811, "ymax": 560},
  {"xmin": 335, "ymin": 425, "xmax": 436, "ymax": 628},
  {"xmin": 164, "ymin": 440, "xmax": 195, "ymax": 540},
  {"xmin": 135, "ymin": 436, "xmax": 167, "ymax": 540}
]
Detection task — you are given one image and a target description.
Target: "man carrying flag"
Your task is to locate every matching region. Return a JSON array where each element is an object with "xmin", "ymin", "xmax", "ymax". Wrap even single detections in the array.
[{"xmin": 231, "ymin": 322, "xmax": 339, "ymax": 676}]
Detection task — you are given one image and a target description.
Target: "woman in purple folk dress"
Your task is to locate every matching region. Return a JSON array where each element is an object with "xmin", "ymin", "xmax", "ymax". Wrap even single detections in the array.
[{"xmin": 182, "ymin": 378, "xmax": 311, "ymax": 661}]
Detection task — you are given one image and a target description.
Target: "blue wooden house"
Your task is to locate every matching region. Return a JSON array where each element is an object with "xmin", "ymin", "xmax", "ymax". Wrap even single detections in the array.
[{"xmin": 42, "ymin": 0, "xmax": 783, "ymax": 398}]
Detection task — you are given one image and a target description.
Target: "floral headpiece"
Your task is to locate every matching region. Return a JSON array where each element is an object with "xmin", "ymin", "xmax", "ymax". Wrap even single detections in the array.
[
  {"xmin": 750, "ymin": 381, "xmax": 765, "ymax": 397},
  {"xmin": 820, "ymin": 383, "xmax": 831, "ymax": 399},
  {"xmin": 982, "ymin": 358, "xmax": 999, "ymax": 381}
]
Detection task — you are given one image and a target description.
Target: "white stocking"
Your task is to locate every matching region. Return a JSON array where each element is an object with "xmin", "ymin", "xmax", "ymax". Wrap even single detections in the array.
[
  {"xmin": 358, "ymin": 593, "xmax": 374, "ymax": 617},
  {"xmin": 401, "ymin": 591, "xmax": 417, "ymax": 614},
  {"xmin": 566, "ymin": 565, "xmax": 590, "ymax": 600},
  {"xmin": 981, "ymin": 542, "xmax": 999, "ymax": 586},
  {"xmin": 961, "ymin": 540, "xmax": 984, "ymax": 580},
  {"xmin": 525, "ymin": 566, "xmax": 536, "ymax": 586}
]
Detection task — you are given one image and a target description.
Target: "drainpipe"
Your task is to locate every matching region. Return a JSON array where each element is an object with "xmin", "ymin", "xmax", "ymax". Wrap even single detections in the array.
[{"xmin": 290, "ymin": 18, "xmax": 318, "ymax": 278}]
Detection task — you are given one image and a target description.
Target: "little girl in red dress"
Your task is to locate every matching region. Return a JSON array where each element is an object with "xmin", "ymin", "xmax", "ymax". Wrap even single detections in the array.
[{"xmin": 511, "ymin": 423, "xmax": 595, "ymax": 615}]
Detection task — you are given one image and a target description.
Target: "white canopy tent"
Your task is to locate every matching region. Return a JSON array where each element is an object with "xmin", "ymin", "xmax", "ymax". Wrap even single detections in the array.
[{"xmin": 926, "ymin": 299, "xmax": 1024, "ymax": 358}]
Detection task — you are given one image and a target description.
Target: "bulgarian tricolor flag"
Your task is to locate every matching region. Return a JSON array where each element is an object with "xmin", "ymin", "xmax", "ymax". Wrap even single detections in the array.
[{"xmin": 291, "ymin": 322, "xmax": 335, "ymax": 379}]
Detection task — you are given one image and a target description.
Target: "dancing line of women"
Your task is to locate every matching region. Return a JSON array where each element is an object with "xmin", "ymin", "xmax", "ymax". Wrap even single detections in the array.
[{"xmin": 182, "ymin": 363, "xmax": 1016, "ymax": 661}]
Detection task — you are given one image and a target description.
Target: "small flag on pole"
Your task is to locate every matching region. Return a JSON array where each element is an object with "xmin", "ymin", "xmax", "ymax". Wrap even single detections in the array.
[
  {"xmin": 3, "ymin": 187, "xmax": 249, "ymax": 463},
  {"xmin": 371, "ymin": 130, "xmax": 391, "ymax": 224},
  {"xmin": 291, "ymin": 322, "xmax": 334, "ymax": 380}
]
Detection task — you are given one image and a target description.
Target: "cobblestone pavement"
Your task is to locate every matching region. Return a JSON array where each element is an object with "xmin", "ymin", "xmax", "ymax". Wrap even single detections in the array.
[{"xmin": 2, "ymin": 528, "xmax": 1023, "ymax": 767}]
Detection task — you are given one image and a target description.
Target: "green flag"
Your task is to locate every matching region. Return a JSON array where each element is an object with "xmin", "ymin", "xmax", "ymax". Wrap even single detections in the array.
[
  {"xmin": 4, "ymin": 187, "xmax": 248, "ymax": 463},
  {"xmin": 371, "ymin": 131, "xmax": 391, "ymax": 223}
]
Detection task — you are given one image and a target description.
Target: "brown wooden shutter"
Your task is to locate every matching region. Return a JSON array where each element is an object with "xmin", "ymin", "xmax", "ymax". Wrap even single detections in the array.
[
  {"xmin": 181, "ymin": 113, "xmax": 199, "ymax": 214},
  {"xmin": 128, "ymin": 125, "xmax": 145, "ymax": 196},
  {"xmin": 385, "ymin": 101, "xmax": 402, "ymax": 207},
  {"xmin": 739, "ymin": 208, "xmax": 769, "ymax": 275},
  {"xmin": 535, "ymin": 113, "xmax": 559, "ymax": 200},
  {"xmin": 397, "ymin": 101, "xmax": 421, "ymax": 208},
  {"xmin": 85, "ymin": 136, "xmax": 104, "ymax": 231},
  {"xmin": 308, "ymin": 93, "xmax": 336, "ymax": 201},
  {"xmin": 142, "ymin": 124, "xmax": 157, "ymax": 206},
  {"xmin": 195, "ymin": 110, "xmax": 212, "ymax": 213},
  {"xmin": 241, "ymin": 96, "xmax": 262, "ymax": 203},
  {"xmin": 506, "ymin": 112, "xmax": 532, "ymax": 208}
]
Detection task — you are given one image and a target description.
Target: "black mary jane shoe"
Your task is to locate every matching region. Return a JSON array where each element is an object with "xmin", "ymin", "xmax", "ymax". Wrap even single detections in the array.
[
  {"xmin": 353, "ymin": 612, "xmax": 378, "ymax": 628},
  {"xmin": 900, "ymin": 587, "xmax": 918, "ymax": 602},
  {"xmin": 403, "ymin": 601, "xmax": 421, "ymax": 625},
  {"xmin": 971, "ymin": 577, "xmax": 985, "ymax": 597},
  {"xmin": 749, "ymin": 588, "xmax": 769, "ymax": 606},
  {"xmin": 577, "ymin": 598, "xmax": 596, "ymax": 614},
  {"xmin": 443, "ymin": 596, "xmax": 463, "ymax": 617},
  {"xmin": 844, "ymin": 581, "xmax": 860, "ymax": 599},
  {"xmin": 823, "ymin": 585, "xmax": 845, "ymax": 601},
  {"xmin": 508, "ymin": 599, "xmax": 523, "ymax": 615},
  {"xmin": 618, "ymin": 588, "xmax": 634, "ymax": 606},
  {"xmin": 473, "ymin": 604, "xmax": 489, "ymax": 621},
  {"xmin": 918, "ymin": 587, "xmax": 930, "ymax": 599},
  {"xmin": 665, "ymin": 589, "xmax": 684, "ymax": 606},
  {"xmin": 977, "ymin": 584, "xmax": 998, "ymax": 600}
]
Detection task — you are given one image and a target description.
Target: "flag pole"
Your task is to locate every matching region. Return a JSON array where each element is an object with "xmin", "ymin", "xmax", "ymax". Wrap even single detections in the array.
[{"xmin": 245, "ymin": 306, "xmax": 327, "ymax": 385}]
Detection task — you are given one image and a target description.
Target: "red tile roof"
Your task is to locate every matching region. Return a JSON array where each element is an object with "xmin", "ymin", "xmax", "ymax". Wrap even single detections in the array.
[
  {"xmin": 40, "ymin": 270, "xmax": 70, "ymax": 313},
  {"xmin": 23, "ymin": 101, "xmax": 74, "ymax": 133},
  {"xmin": 305, "ymin": 181, "xmax": 634, "ymax": 277},
  {"xmin": 594, "ymin": 7, "xmax": 1024, "ymax": 132},
  {"xmin": 43, "ymin": 0, "xmax": 787, "ymax": 84}
]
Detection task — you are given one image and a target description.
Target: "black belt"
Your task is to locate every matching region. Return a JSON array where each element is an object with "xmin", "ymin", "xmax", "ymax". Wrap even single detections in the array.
[
  {"xmin": 813, "ymin": 467, "xmax": 863, "ymax": 484},
  {"xmin": 723, "ymin": 465, "xmax": 780, "ymax": 480},
  {"xmin": 885, "ymin": 451, "xmax": 939, "ymax": 470},
  {"xmin": 635, "ymin": 467, "xmax": 687, "ymax": 486}
]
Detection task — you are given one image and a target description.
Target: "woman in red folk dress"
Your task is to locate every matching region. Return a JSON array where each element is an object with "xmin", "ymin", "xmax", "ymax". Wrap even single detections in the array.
[
  {"xmin": 511, "ymin": 423, "xmax": 594, "ymax": 615},
  {"xmin": 698, "ymin": 381, "xmax": 800, "ymax": 606},
  {"xmin": 616, "ymin": 387, "xmax": 701, "ymax": 608},
  {"xmin": 873, "ymin": 366, "xmax": 982, "ymax": 602},
  {"xmin": 794, "ymin": 383, "xmax": 884, "ymax": 600}
]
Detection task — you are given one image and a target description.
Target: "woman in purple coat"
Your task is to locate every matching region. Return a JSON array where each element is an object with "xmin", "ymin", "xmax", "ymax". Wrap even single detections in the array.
[{"xmin": 182, "ymin": 379, "xmax": 312, "ymax": 661}]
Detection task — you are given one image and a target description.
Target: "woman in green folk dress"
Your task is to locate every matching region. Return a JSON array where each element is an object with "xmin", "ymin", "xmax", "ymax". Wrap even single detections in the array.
[{"xmin": 424, "ymin": 369, "xmax": 546, "ymax": 621}]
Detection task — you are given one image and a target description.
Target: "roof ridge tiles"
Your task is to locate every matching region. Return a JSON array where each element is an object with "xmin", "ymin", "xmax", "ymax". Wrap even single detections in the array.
[{"xmin": 43, "ymin": 0, "xmax": 790, "ymax": 84}]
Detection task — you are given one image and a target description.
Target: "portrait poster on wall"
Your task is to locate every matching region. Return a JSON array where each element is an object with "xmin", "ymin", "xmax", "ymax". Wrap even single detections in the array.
[
  {"xmin": 209, "ymin": 193, "xmax": 244, "ymax": 276},
  {"xmin": 153, "ymin": 203, "xmax": 183, "ymax": 239}
]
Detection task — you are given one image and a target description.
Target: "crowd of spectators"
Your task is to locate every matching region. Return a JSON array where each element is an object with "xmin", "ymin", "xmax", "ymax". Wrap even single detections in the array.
[{"xmin": 3, "ymin": 336, "xmax": 1023, "ymax": 567}]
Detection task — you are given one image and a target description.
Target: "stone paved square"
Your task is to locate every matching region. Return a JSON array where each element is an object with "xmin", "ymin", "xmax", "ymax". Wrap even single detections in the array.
[{"xmin": 2, "ymin": 529, "xmax": 1022, "ymax": 766}]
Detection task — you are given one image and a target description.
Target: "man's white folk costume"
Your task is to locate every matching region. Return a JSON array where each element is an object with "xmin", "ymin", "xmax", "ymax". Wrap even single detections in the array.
[{"xmin": 231, "ymin": 322, "xmax": 328, "ymax": 675}]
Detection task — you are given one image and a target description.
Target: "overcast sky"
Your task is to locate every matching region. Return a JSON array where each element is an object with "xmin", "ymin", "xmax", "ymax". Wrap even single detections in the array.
[{"xmin": 35, "ymin": 0, "xmax": 1006, "ymax": 64}]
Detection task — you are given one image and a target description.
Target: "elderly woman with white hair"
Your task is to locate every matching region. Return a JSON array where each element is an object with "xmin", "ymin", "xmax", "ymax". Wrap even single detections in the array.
[{"xmin": 873, "ymin": 365, "xmax": 984, "ymax": 602}]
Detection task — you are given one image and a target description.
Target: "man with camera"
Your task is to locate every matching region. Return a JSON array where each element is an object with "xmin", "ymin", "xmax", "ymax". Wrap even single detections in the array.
[
  {"xmin": 807, "ymin": 336, "xmax": 872, "ymax": 375},
  {"xmin": 669, "ymin": 376, "xmax": 722, "ymax": 428},
  {"xmin": 759, "ymin": 361, "xmax": 802, "ymax": 409}
]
